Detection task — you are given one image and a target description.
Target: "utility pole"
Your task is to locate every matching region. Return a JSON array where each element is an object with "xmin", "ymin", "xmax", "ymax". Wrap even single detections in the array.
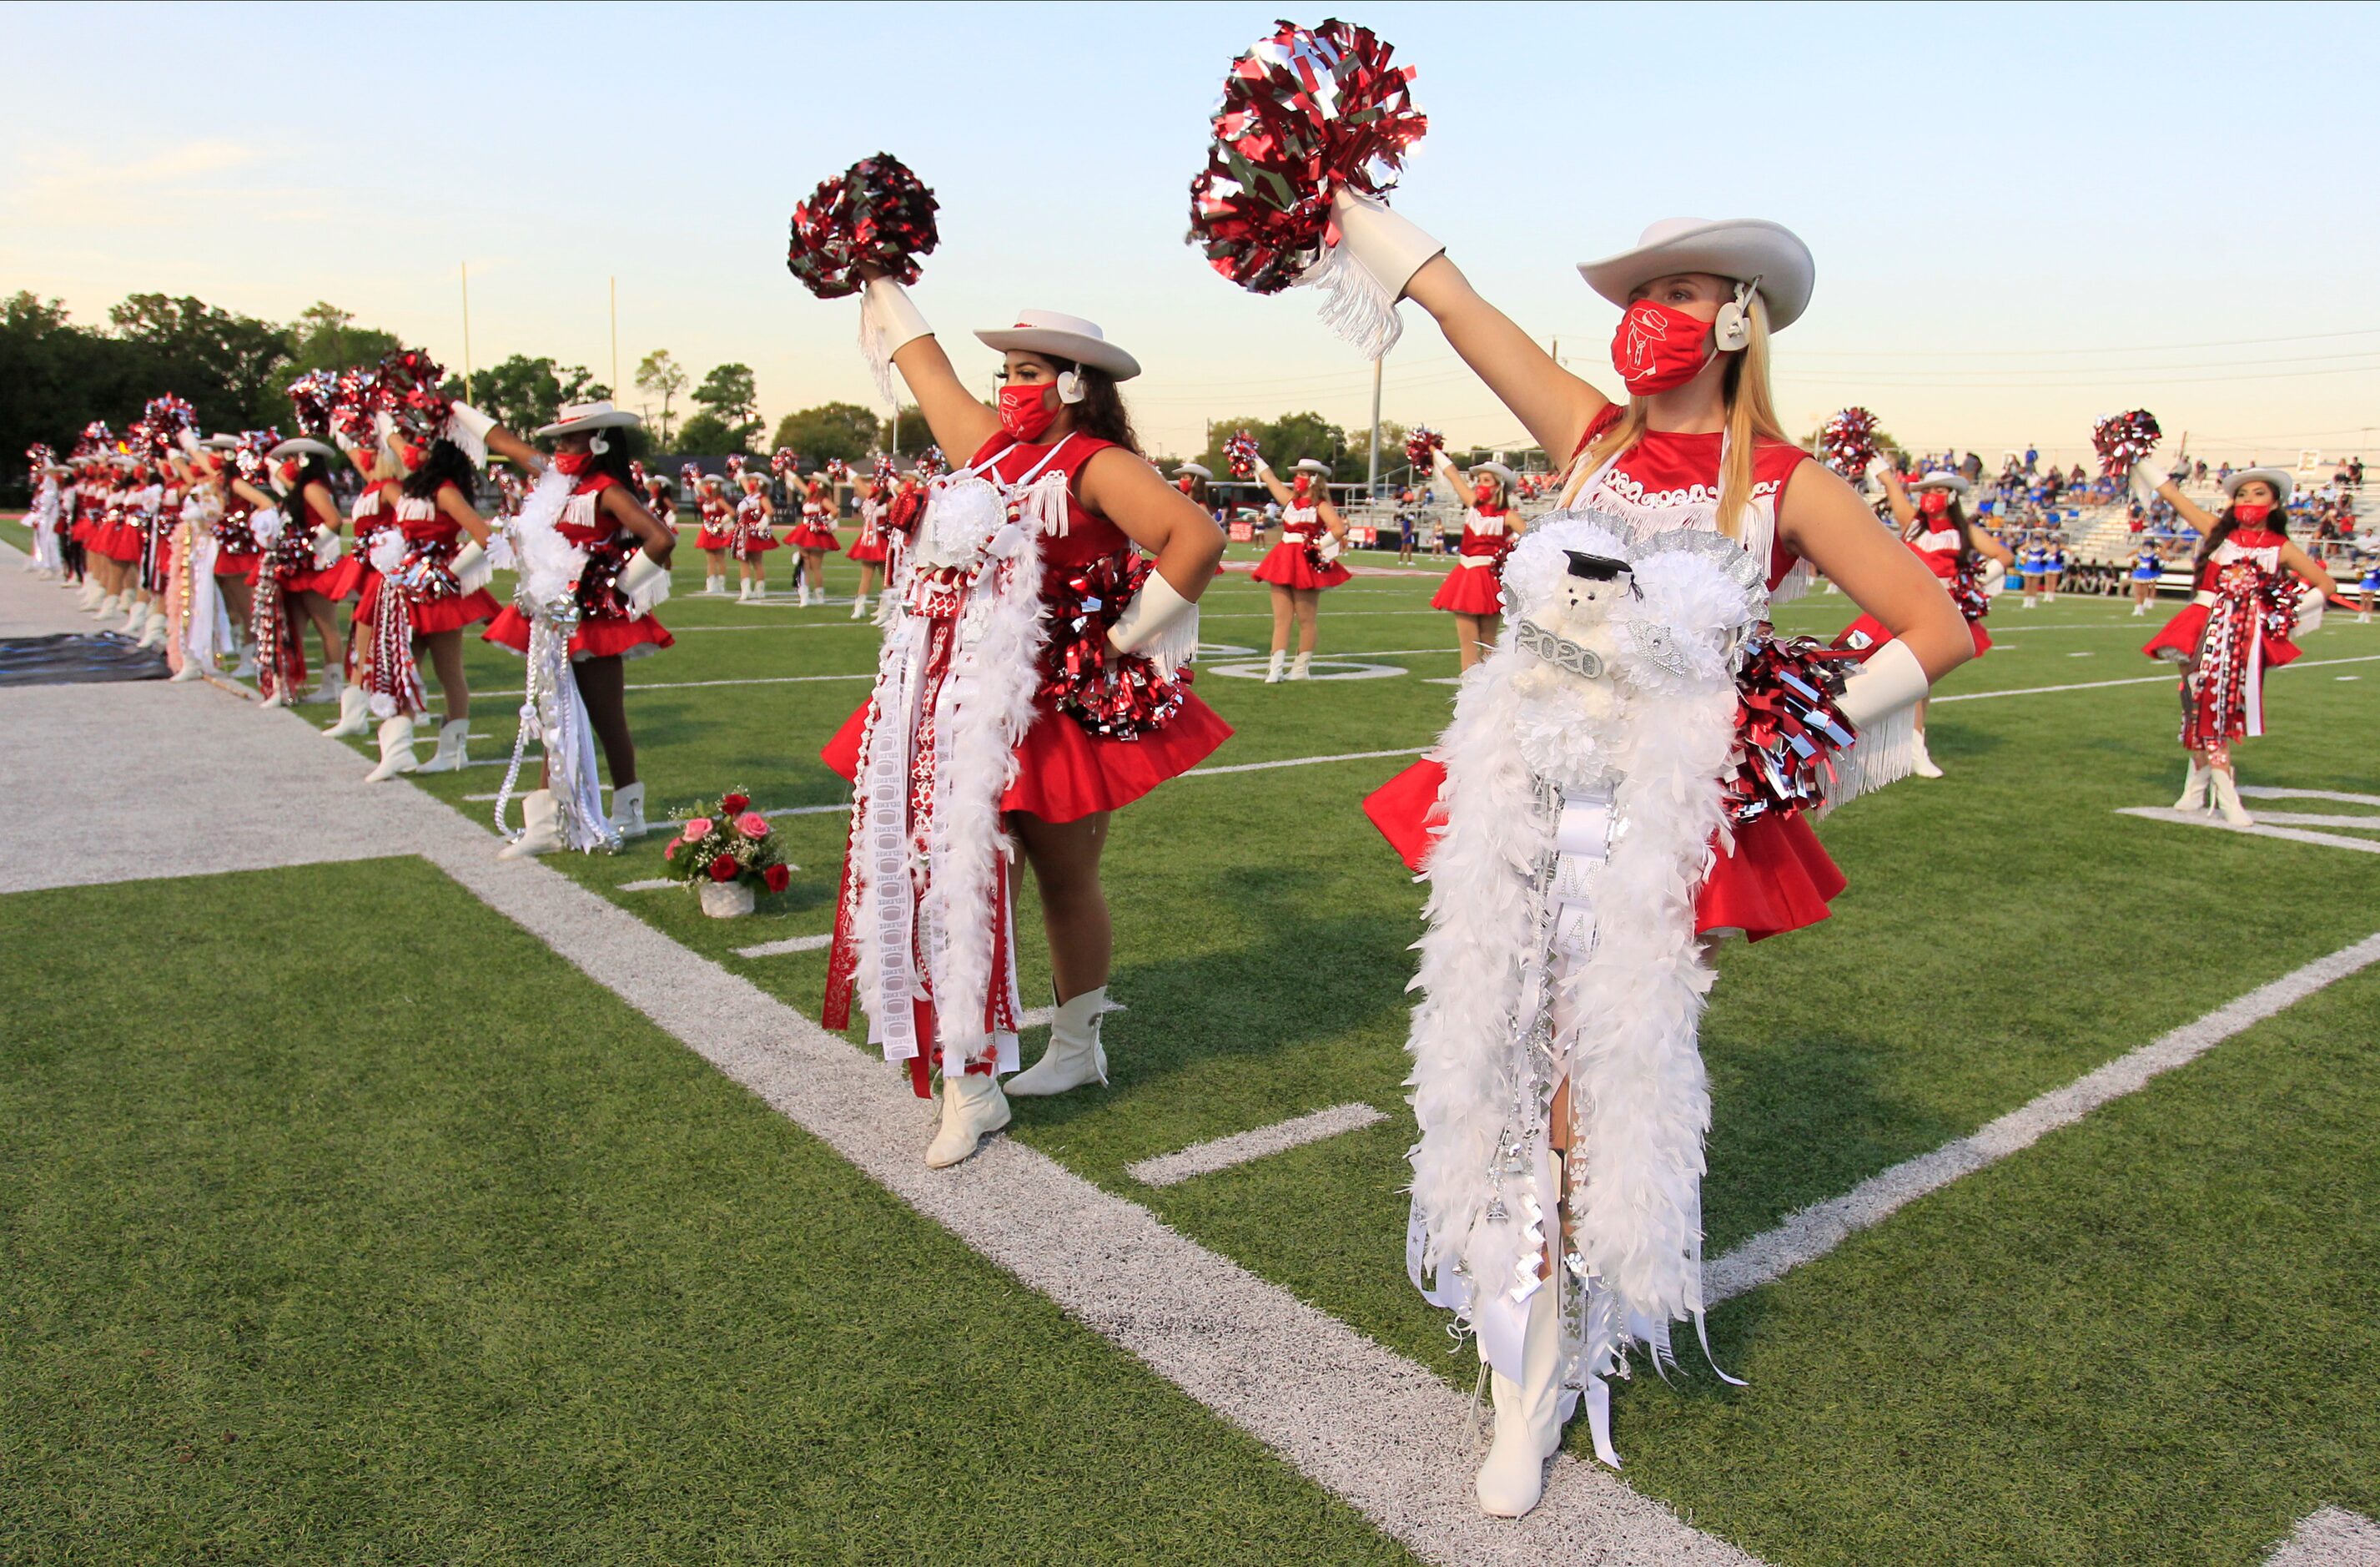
[
  {"xmin": 460, "ymin": 263, "xmax": 474, "ymax": 403},
  {"xmin": 1366, "ymin": 355, "xmax": 1383, "ymax": 498},
  {"xmin": 609, "ymin": 277, "xmax": 619, "ymax": 401}
]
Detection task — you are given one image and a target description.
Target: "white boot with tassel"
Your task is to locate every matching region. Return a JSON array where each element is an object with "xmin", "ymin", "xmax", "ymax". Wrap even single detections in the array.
[
  {"xmin": 924, "ymin": 1069, "xmax": 1010, "ymax": 1168},
  {"xmin": 499, "ymin": 789, "xmax": 562, "ymax": 859},
  {"xmin": 363, "ymin": 715, "xmax": 418, "ymax": 782},
  {"xmin": 2210, "ymin": 768, "xmax": 2254, "ymax": 827},
  {"xmin": 1475, "ymin": 1282, "xmax": 1567, "ymax": 1518},
  {"xmin": 1004, "ymin": 988, "xmax": 1112, "ymax": 1096},
  {"xmin": 415, "ymin": 718, "xmax": 470, "ymax": 774},
  {"xmin": 324, "ymin": 684, "xmax": 370, "ymax": 737}
]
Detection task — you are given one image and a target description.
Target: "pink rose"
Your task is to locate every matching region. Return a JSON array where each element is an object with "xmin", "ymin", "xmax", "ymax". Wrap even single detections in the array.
[
  {"xmin": 737, "ymin": 812, "xmax": 771, "ymax": 839},
  {"xmin": 663, "ymin": 840, "xmax": 678, "ymax": 861},
  {"xmin": 682, "ymin": 817, "xmax": 712, "ymax": 843}
]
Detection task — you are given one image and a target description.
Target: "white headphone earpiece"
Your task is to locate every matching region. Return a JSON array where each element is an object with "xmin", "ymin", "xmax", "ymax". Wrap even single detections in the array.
[
  {"xmin": 1713, "ymin": 276, "xmax": 1762, "ymax": 353},
  {"xmin": 1056, "ymin": 369, "xmax": 1085, "ymax": 406},
  {"xmin": 590, "ymin": 432, "xmax": 611, "ymax": 454}
]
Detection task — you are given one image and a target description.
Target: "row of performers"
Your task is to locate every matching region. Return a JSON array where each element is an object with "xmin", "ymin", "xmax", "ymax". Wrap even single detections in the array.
[{"xmin": 677, "ymin": 457, "xmax": 899, "ymax": 611}]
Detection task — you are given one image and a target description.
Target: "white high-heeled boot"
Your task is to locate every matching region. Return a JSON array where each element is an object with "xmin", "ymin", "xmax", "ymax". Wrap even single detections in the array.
[
  {"xmin": 1005, "ymin": 988, "xmax": 1112, "ymax": 1096},
  {"xmin": 123, "ymin": 597, "xmax": 147, "ymax": 632},
  {"xmin": 1290, "ymin": 651, "xmax": 1314, "ymax": 680},
  {"xmin": 78, "ymin": 579, "xmax": 101, "ymax": 610},
  {"xmin": 1911, "ymin": 728, "xmax": 1945, "ymax": 778},
  {"xmin": 93, "ymin": 590, "xmax": 120, "ymax": 619},
  {"xmin": 924, "ymin": 1070, "xmax": 1010, "ymax": 1168},
  {"xmin": 136, "ymin": 609, "xmax": 168, "ymax": 649},
  {"xmin": 415, "ymin": 718, "xmax": 470, "ymax": 773},
  {"xmin": 323, "ymin": 685, "xmax": 370, "ymax": 736},
  {"xmin": 849, "ymin": 591, "xmax": 869, "ymax": 619},
  {"xmin": 1476, "ymin": 1283, "xmax": 1566, "ymax": 1518},
  {"xmin": 606, "ymin": 780, "xmax": 648, "ymax": 840},
  {"xmin": 2210, "ymin": 769, "xmax": 2254, "ymax": 826},
  {"xmin": 1264, "ymin": 650, "xmax": 1286, "ymax": 684},
  {"xmin": 299, "ymin": 672, "xmax": 340, "ymax": 705},
  {"xmin": 2173, "ymin": 761, "xmax": 2208, "ymax": 812},
  {"xmin": 737, "ymin": 579, "xmax": 752, "ymax": 602},
  {"xmin": 364, "ymin": 715, "xmax": 418, "ymax": 781},
  {"xmin": 499, "ymin": 789, "xmax": 561, "ymax": 859}
]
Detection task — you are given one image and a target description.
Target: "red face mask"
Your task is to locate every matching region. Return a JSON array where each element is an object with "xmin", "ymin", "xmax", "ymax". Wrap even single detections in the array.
[
  {"xmin": 1611, "ymin": 299, "xmax": 1715, "ymax": 395},
  {"xmin": 399, "ymin": 444, "xmax": 424, "ymax": 471},
  {"xmin": 1919, "ymin": 491, "xmax": 1952, "ymax": 516},
  {"xmin": 1474, "ymin": 481, "xmax": 1497, "ymax": 506},
  {"xmin": 276, "ymin": 461, "xmax": 300, "ymax": 490},
  {"xmin": 997, "ymin": 382, "xmax": 1059, "ymax": 442},
  {"xmin": 1292, "ymin": 475, "xmax": 1312, "ymax": 499},
  {"xmin": 553, "ymin": 450, "xmax": 593, "ymax": 476},
  {"xmin": 2233, "ymin": 501, "xmax": 2272, "ymax": 525},
  {"xmin": 1176, "ymin": 476, "xmax": 1195, "ymax": 494}
]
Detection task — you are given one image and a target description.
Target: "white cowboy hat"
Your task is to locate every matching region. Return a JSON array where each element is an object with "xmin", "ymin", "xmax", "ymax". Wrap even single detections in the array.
[
  {"xmin": 1293, "ymin": 458, "xmax": 1333, "ymax": 476},
  {"xmin": 199, "ymin": 434, "xmax": 241, "ymax": 451},
  {"xmin": 974, "ymin": 309, "xmax": 1141, "ymax": 380},
  {"xmin": 1174, "ymin": 461, "xmax": 1214, "ymax": 481},
  {"xmin": 1577, "ymin": 217, "xmax": 1816, "ymax": 332},
  {"xmin": 267, "ymin": 437, "xmax": 339, "ymax": 463},
  {"xmin": 535, "ymin": 400, "xmax": 643, "ymax": 439},
  {"xmin": 2222, "ymin": 466, "xmax": 2294, "ymax": 505},
  {"xmin": 1471, "ymin": 461, "xmax": 1518, "ymax": 486},
  {"xmin": 1913, "ymin": 471, "xmax": 1971, "ymax": 496}
]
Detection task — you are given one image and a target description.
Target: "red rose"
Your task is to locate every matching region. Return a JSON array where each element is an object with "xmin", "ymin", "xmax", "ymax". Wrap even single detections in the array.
[
  {"xmin": 762, "ymin": 863, "xmax": 791, "ymax": 894},
  {"xmin": 722, "ymin": 792, "xmax": 751, "ymax": 814},
  {"xmin": 708, "ymin": 855, "xmax": 740, "ymax": 883}
]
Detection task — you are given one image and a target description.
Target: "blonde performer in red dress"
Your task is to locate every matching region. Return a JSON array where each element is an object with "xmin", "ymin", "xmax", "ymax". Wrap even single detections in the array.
[
  {"xmin": 817, "ymin": 280, "xmax": 1229, "ymax": 1168},
  {"xmin": 729, "ymin": 458, "xmax": 780, "ymax": 602},
  {"xmin": 2138, "ymin": 464, "xmax": 2337, "ymax": 825},
  {"xmin": 847, "ymin": 466, "xmax": 893, "ymax": 619},
  {"xmin": 787, "ymin": 471, "xmax": 843, "ymax": 607},
  {"xmin": 692, "ymin": 471, "xmax": 733, "ymax": 596},
  {"xmin": 1246, "ymin": 455, "xmax": 1351, "ymax": 681},
  {"xmin": 1427, "ymin": 451, "xmax": 1526, "ymax": 670}
]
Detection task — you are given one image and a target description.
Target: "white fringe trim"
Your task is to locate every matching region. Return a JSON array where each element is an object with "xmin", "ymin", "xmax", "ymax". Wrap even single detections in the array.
[
  {"xmin": 1823, "ymin": 698, "xmax": 1916, "ymax": 812},
  {"xmin": 1296, "ymin": 240, "xmax": 1404, "ymax": 361}
]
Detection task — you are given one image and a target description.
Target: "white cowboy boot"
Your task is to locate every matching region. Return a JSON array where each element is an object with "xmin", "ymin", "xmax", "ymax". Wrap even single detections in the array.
[
  {"xmin": 232, "ymin": 643, "xmax": 258, "ymax": 678},
  {"xmin": 737, "ymin": 578, "xmax": 752, "ymax": 602},
  {"xmin": 2173, "ymin": 761, "xmax": 2208, "ymax": 812},
  {"xmin": 136, "ymin": 610, "xmax": 168, "ymax": 649},
  {"xmin": 2210, "ymin": 769, "xmax": 2253, "ymax": 826},
  {"xmin": 1004, "ymin": 988, "xmax": 1112, "ymax": 1097},
  {"xmin": 363, "ymin": 715, "xmax": 418, "ymax": 782},
  {"xmin": 798, "ymin": 580, "xmax": 812, "ymax": 607},
  {"xmin": 169, "ymin": 659, "xmax": 205, "ymax": 683},
  {"xmin": 499, "ymin": 789, "xmax": 562, "ymax": 859},
  {"xmin": 606, "ymin": 780, "xmax": 648, "ymax": 840},
  {"xmin": 123, "ymin": 597, "xmax": 147, "ymax": 632},
  {"xmin": 415, "ymin": 718, "xmax": 470, "ymax": 773},
  {"xmin": 1290, "ymin": 651, "xmax": 1314, "ymax": 680},
  {"xmin": 1476, "ymin": 1284, "xmax": 1566, "ymax": 1519},
  {"xmin": 2021, "ymin": 594, "xmax": 2036, "ymax": 609},
  {"xmin": 1911, "ymin": 728, "xmax": 1945, "ymax": 778},
  {"xmin": 300, "ymin": 672, "xmax": 339, "ymax": 705},
  {"xmin": 924, "ymin": 1070, "xmax": 1010, "ymax": 1168},
  {"xmin": 323, "ymin": 684, "xmax": 370, "ymax": 736},
  {"xmin": 849, "ymin": 591, "xmax": 869, "ymax": 619},
  {"xmin": 93, "ymin": 590, "xmax": 119, "ymax": 618},
  {"xmin": 1264, "ymin": 650, "xmax": 1286, "ymax": 684},
  {"xmin": 259, "ymin": 682, "xmax": 290, "ymax": 710},
  {"xmin": 78, "ymin": 579, "xmax": 101, "ymax": 609}
]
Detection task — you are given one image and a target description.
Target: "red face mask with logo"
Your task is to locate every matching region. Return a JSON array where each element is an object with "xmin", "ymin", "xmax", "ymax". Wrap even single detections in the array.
[
  {"xmin": 1919, "ymin": 491, "xmax": 1953, "ymax": 516},
  {"xmin": 1292, "ymin": 474, "xmax": 1311, "ymax": 500},
  {"xmin": 2232, "ymin": 501, "xmax": 2272, "ymax": 525},
  {"xmin": 1474, "ymin": 481, "xmax": 1497, "ymax": 507},
  {"xmin": 553, "ymin": 450, "xmax": 593, "ymax": 476},
  {"xmin": 997, "ymin": 382, "xmax": 1059, "ymax": 442},
  {"xmin": 1610, "ymin": 299, "xmax": 1715, "ymax": 396}
]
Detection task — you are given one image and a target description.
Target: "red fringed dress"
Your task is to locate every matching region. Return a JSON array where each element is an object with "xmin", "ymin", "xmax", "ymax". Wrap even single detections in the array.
[
  {"xmin": 820, "ymin": 431, "xmax": 1234, "ymax": 822},
  {"xmin": 1368, "ymin": 408, "xmax": 1846, "ymax": 941},
  {"xmin": 213, "ymin": 489, "xmax": 264, "ymax": 580},
  {"xmin": 390, "ymin": 484, "xmax": 501, "ymax": 633},
  {"xmin": 2141, "ymin": 527, "xmax": 2302, "ymax": 748},
  {"xmin": 1427, "ymin": 496, "xmax": 1516, "ymax": 615},
  {"xmin": 486, "ymin": 471, "xmax": 673, "ymax": 662},
  {"xmin": 1834, "ymin": 518, "xmax": 1993, "ymax": 659},
  {"xmin": 848, "ymin": 493, "xmax": 892, "ymax": 564},
  {"xmin": 790, "ymin": 482, "xmax": 843, "ymax": 552},
  {"xmin": 1250, "ymin": 499, "xmax": 1352, "ymax": 589},
  {"xmin": 93, "ymin": 483, "xmax": 143, "ymax": 564},
  {"xmin": 732, "ymin": 491, "xmax": 780, "ymax": 557},
  {"xmin": 69, "ymin": 477, "xmax": 101, "ymax": 547},
  {"xmin": 694, "ymin": 492, "xmax": 734, "ymax": 551},
  {"xmin": 277, "ymin": 486, "xmax": 349, "ymax": 599},
  {"xmin": 325, "ymin": 482, "xmax": 397, "ymax": 614}
]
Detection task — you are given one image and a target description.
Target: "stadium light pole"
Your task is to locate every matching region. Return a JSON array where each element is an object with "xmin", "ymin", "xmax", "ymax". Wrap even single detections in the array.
[
  {"xmin": 460, "ymin": 262, "xmax": 474, "ymax": 403},
  {"xmin": 609, "ymin": 277, "xmax": 619, "ymax": 399},
  {"xmin": 1366, "ymin": 355, "xmax": 1382, "ymax": 497}
]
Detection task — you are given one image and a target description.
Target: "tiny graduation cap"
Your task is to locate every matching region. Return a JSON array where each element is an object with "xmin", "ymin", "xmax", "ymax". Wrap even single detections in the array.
[{"xmin": 1564, "ymin": 549, "xmax": 1640, "ymax": 596}]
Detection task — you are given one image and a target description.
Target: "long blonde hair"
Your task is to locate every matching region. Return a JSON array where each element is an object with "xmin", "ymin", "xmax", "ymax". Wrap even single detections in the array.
[{"xmin": 1562, "ymin": 291, "xmax": 1791, "ymax": 540}]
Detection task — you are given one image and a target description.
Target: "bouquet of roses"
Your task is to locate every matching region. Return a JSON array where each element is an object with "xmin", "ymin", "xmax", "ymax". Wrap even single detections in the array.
[{"xmin": 663, "ymin": 788, "xmax": 795, "ymax": 893}]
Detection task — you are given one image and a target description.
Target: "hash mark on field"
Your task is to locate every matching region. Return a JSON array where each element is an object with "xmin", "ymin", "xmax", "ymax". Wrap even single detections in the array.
[
  {"xmin": 735, "ymin": 933, "xmax": 833, "ymax": 958},
  {"xmin": 2263, "ymin": 1507, "xmax": 2380, "ymax": 1566},
  {"xmin": 1933, "ymin": 653, "xmax": 2380, "ymax": 703},
  {"xmin": 1705, "ymin": 928, "xmax": 2380, "ymax": 1306},
  {"xmin": 2118, "ymin": 808, "xmax": 2380, "ymax": 856},
  {"xmin": 2241, "ymin": 786, "xmax": 2380, "ymax": 809},
  {"xmin": 1130, "ymin": 1103, "xmax": 1389, "ymax": 1187},
  {"xmin": 762, "ymin": 803, "xmax": 850, "ymax": 819},
  {"xmin": 1186, "ymin": 746, "xmax": 1428, "ymax": 778},
  {"xmin": 616, "ymin": 879, "xmax": 676, "ymax": 892}
]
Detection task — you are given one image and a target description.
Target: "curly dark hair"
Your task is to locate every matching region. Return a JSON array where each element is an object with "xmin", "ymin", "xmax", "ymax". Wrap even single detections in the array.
[{"xmin": 1048, "ymin": 361, "xmax": 1140, "ymax": 455}]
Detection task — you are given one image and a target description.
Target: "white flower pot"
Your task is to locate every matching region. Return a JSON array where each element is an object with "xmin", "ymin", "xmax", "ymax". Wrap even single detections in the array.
[{"xmin": 699, "ymin": 879, "xmax": 755, "ymax": 919}]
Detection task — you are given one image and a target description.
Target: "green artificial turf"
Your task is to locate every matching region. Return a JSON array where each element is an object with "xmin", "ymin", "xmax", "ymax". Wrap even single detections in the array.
[{"xmin": 0, "ymin": 860, "xmax": 1416, "ymax": 1565}]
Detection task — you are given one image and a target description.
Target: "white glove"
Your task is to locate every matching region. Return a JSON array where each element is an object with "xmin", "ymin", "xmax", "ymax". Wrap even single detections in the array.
[
  {"xmin": 1982, "ymin": 558, "xmax": 2007, "ymax": 592},
  {"xmin": 369, "ymin": 533, "xmax": 406, "ymax": 574},
  {"xmin": 859, "ymin": 277, "xmax": 933, "ymax": 404},
  {"xmin": 1107, "ymin": 568, "xmax": 1199, "ymax": 678},
  {"xmin": 1864, "ymin": 453, "xmax": 1897, "ymax": 491},
  {"xmin": 451, "ymin": 539, "xmax": 490, "ymax": 592},
  {"xmin": 249, "ymin": 506, "xmax": 284, "ymax": 545},
  {"xmin": 311, "ymin": 525, "xmax": 342, "ymax": 569},
  {"xmin": 1318, "ymin": 532, "xmax": 1344, "ymax": 563},
  {"xmin": 177, "ymin": 429, "xmax": 200, "ymax": 456},
  {"xmin": 1329, "ymin": 189, "xmax": 1445, "ymax": 302},
  {"xmin": 1838, "ymin": 637, "xmax": 1930, "ymax": 730},
  {"xmin": 446, "ymin": 401, "xmax": 498, "ymax": 446},
  {"xmin": 2296, "ymin": 584, "xmax": 2326, "ymax": 635},
  {"xmin": 1253, "ymin": 455, "xmax": 1276, "ymax": 481},
  {"xmin": 616, "ymin": 549, "xmax": 671, "ymax": 616},
  {"xmin": 2127, "ymin": 451, "xmax": 2169, "ymax": 508}
]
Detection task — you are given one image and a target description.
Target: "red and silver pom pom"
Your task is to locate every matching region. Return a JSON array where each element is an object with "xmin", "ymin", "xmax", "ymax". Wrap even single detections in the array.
[
  {"xmin": 824, "ymin": 457, "xmax": 850, "ymax": 484},
  {"xmin": 1036, "ymin": 551, "xmax": 1193, "ymax": 742},
  {"xmin": 330, "ymin": 370, "xmax": 380, "ymax": 451},
  {"xmin": 284, "ymin": 371, "xmax": 340, "ymax": 439},
  {"xmin": 375, "ymin": 349, "xmax": 454, "ymax": 447},
  {"xmin": 2092, "ymin": 409, "xmax": 2161, "ymax": 476},
  {"xmin": 727, "ymin": 454, "xmax": 749, "ymax": 481},
  {"xmin": 873, "ymin": 453, "xmax": 899, "ymax": 486},
  {"xmin": 770, "ymin": 448, "xmax": 799, "ymax": 483},
  {"xmin": 679, "ymin": 461, "xmax": 702, "ymax": 494},
  {"xmin": 1224, "ymin": 430, "xmax": 1260, "ymax": 480},
  {"xmin": 1723, "ymin": 634, "xmax": 1860, "ymax": 828},
  {"xmin": 1188, "ymin": 18, "xmax": 1426, "ymax": 356},
  {"xmin": 914, "ymin": 446, "xmax": 946, "ymax": 479},
  {"xmin": 785, "ymin": 152, "xmax": 939, "ymax": 301},
  {"xmin": 231, "ymin": 428, "xmax": 283, "ymax": 484},
  {"xmin": 1402, "ymin": 425, "xmax": 1443, "ymax": 474},
  {"xmin": 138, "ymin": 395, "xmax": 197, "ymax": 459},
  {"xmin": 1819, "ymin": 407, "xmax": 1880, "ymax": 479}
]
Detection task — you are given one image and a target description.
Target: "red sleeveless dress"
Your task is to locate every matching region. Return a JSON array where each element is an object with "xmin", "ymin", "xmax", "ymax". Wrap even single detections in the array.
[
  {"xmin": 1250, "ymin": 499, "xmax": 1352, "ymax": 589},
  {"xmin": 1428, "ymin": 500, "xmax": 1517, "ymax": 614},
  {"xmin": 1834, "ymin": 521, "xmax": 1992, "ymax": 658},
  {"xmin": 395, "ymin": 482, "xmax": 502, "ymax": 633},
  {"xmin": 820, "ymin": 431, "xmax": 1234, "ymax": 822},
  {"xmin": 1366, "ymin": 411, "xmax": 1844, "ymax": 941},
  {"xmin": 278, "ymin": 486, "xmax": 348, "ymax": 597},
  {"xmin": 486, "ymin": 471, "xmax": 674, "ymax": 660}
]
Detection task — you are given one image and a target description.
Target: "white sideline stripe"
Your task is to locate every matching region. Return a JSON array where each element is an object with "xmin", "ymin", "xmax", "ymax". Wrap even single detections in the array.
[
  {"xmin": 2242, "ymin": 785, "xmax": 2380, "ymax": 808},
  {"xmin": 762, "ymin": 802, "xmax": 850, "ymax": 819},
  {"xmin": 1935, "ymin": 653, "xmax": 2380, "ymax": 704},
  {"xmin": 1705, "ymin": 928, "xmax": 2380, "ymax": 1307},
  {"xmin": 1130, "ymin": 1103, "xmax": 1389, "ymax": 1187},
  {"xmin": 616, "ymin": 878, "xmax": 676, "ymax": 892},
  {"xmin": 2118, "ymin": 807, "xmax": 2380, "ymax": 857},
  {"xmin": 2264, "ymin": 1508, "xmax": 2380, "ymax": 1566},
  {"xmin": 1186, "ymin": 746, "xmax": 1428, "ymax": 778},
  {"xmin": 476, "ymin": 670, "xmax": 873, "ymax": 699},
  {"xmin": 733, "ymin": 933, "xmax": 833, "ymax": 958},
  {"xmin": 2245, "ymin": 812, "xmax": 2380, "ymax": 831}
]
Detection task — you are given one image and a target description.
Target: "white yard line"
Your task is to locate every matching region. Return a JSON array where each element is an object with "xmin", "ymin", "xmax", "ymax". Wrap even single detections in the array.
[
  {"xmin": 1185, "ymin": 746, "xmax": 1428, "ymax": 778},
  {"xmin": 1704, "ymin": 929, "xmax": 2380, "ymax": 1306},
  {"xmin": 733, "ymin": 932, "xmax": 833, "ymax": 959},
  {"xmin": 2263, "ymin": 1508, "xmax": 2380, "ymax": 1566},
  {"xmin": 1129, "ymin": 1103, "xmax": 1389, "ymax": 1188},
  {"xmin": 2242, "ymin": 786, "xmax": 2380, "ymax": 808},
  {"xmin": 616, "ymin": 878, "xmax": 676, "ymax": 892},
  {"xmin": 2239, "ymin": 811, "xmax": 2380, "ymax": 831},
  {"xmin": 762, "ymin": 802, "xmax": 850, "ymax": 819},
  {"xmin": 2117, "ymin": 807, "xmax": 2380, "ymax": 856},
  {"xmin": 1934, "ymin": 653, "xmax": 2380, "ymax": 704}
]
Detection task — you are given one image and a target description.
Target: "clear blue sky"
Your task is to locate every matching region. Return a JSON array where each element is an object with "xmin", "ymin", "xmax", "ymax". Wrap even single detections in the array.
[{"xmin": 8, "ymin": 2, "xmax": 2376, "ymax": 464}]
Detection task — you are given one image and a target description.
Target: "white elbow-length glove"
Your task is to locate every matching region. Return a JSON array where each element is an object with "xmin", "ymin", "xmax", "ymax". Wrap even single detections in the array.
[
  {"xmin": 616, "ymin": 549, "xmax": 671, "ymax": 617},
  {"xmin": 1108, "ymin": 570, "xmax": 1199, "ymax": 679},
  {"xmin": 1838, "ymin": 637, "xmax": 1930, "ymax": 731},
  {"xmin": 859, "ymin": 277, "xmax": 933, "ymax": 405}
]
